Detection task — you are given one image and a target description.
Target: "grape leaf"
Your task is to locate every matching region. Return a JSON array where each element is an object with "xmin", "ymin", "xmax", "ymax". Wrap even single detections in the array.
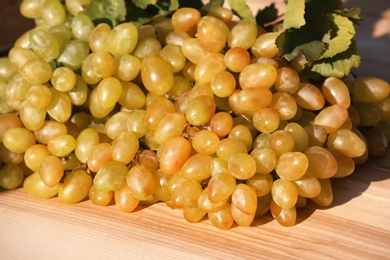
[
  {"xmin": 320, "ymin": 13, "xmax": 355, "ymax": 59},
  {"xmin": 312, "ymin": 40, "xmax": 361, "ymax": 78},
  {"xmin": 283, "ymin": 0, "xmax": 305, "ymax": 29},
  {"xmin": 83, "ymin": 0, "xmax": 127, "ymax": 27},
  {"xmin": 133, "ymin": 0, "xmax": 158, "ymax": 9},
  {"xmin": 228, "ymin": 0, "xmax": 255, "ymax": 22},
  {"xmin": 335, "ymin": 8, "xmax": 363, "ymax": 24},
  {"xmin": 126, "ymin": 0, "xmax": 179, "ymax": 26}
]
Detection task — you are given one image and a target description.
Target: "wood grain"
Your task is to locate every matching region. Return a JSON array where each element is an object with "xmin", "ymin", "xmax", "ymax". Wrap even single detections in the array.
[{"xmin": 1, "ymin": 1, "xmax": 390, "ymax": 259}]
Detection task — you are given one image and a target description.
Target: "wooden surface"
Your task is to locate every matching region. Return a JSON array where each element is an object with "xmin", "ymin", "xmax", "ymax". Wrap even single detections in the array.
[{"xmin": 1, "ymin": 1, "xmax": 390, "ymax": 259}]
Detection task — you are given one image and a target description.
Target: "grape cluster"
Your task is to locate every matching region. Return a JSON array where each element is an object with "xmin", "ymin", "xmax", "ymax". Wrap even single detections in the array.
[{"xmin": 0, "ymin": 1, "xmax": 389, "ymax": 229}]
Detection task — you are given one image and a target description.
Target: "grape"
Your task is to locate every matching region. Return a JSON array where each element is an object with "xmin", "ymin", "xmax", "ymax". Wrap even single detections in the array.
[
  {"xmin": 114, "ymin": 184, "xmax": 140, "ymax": 213},
  {"xmin": 251, "ymin": 32, "xmax": 280, "ymax": 59},
  {"xmin": 93, "ymin": 161, "xmax": 128, "ymax": 192},
  {"xmin": 23, "ymin": 171, "xmax": 59, "ymax": 199},
  {"xmin": 239, "ymin": 63, "xmax": 277, "ymax": 89},
  {"xmin": 181, "ymin": 154, "xmax": 213, "ymax": 181},
  {"xmin": 228, "ymin": 20, "xmax": 257, "ymax": 49},
  {"xmin": 3, "ymin": 127, "xmax": 36, "ymax": 154},
  {"xmin": 208, "ymin": 202, "xmax": 234, "ymax": 230},
  {"xmin": 24, "ymin": 144, "xmax": 51, "ymax": 172},
  {"xmin": 89, "ymin": 185, "xmax": 114, "ymax": 206},
  {"xmin": 159, "ymin": 136, "xmax": 192, "ymax": 175},
  {"xmin": 183, "ymin": 205, "xmax": 206, "ymax": 223},
  {"xmin": 126, "ymin": 165, "xmax": 155, "ymax": 201},
  {"xmin": 0, "ymin": 164, "xmax": 24, "ymax": 189},
  {"xmin": 107, "ymin": 22, "xmax": 138, "ymax": 57},
  {"xmin": 58, "ymin": 169, "xmax": 92, "ymax": 204},
  {"xmin": 197, "ymin": 16, "xmax": 229, "ymax": 53}
]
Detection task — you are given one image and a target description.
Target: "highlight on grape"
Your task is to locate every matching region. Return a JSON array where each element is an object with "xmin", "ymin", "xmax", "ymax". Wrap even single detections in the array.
[{"xmin": 0, "ymin": 0, "xmax": 389, "ymax": 229}]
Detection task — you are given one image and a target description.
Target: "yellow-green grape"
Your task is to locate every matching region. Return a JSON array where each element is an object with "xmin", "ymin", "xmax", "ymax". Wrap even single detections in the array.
[
  {"xmin": 126, "ymin": 165, "xmax": 155, "ymax": 201},
  {"xmin": 186, "ymin": 95, "xmax": 216, "ymax": 126},
  {"xmin": 51, "ymin": 67, "xmax": 76, "ymax": 92},
  {"xmin": 365, "ymin": 128, "xmax": 388, "ymax": 157},
  {"xmin": 48, "ymin": 24, "xmax": 72, "ymax": 50},
  {"xmin": 6, "ymin": 73, "xmax": 32, "ymax": 104},
  {"xmin": 0, "ymin": 164, "xmax": 24, "ymax": 189},
  {"xmin": 59, "ymin": 40, "xmax": 91, "ymax": 71},
  {"xmin": 311, "ymin": 178, "xmax": 333, "ymax": 207},
  {"xmin": 87, "ymin": 143, "xmax": 113, "ymax": 173},
  {"xmin": 274, "ymin": 67, "xmax": 300, "ymax": 94},
  {"xmin": 268, "ymin": 92, "xmax": 298, "ymax": 121},
  {"xmin": 321, "ymin": 77, "xmax": 351, "ymax": 108},
  {"xmin": 74, "ymin": 128, "xmax": 99, "ymax": 163},
  {"xmin": 231, "ymin": 203, "xmax": 256, "ymax": 227},
  {"xmin": 327, "ymin": 129, "xmax": 367, "ymax": 158},
  {"xmin": 133, "ymin": 37, "xmax": 162, "ymax": 59},
  {"xmin": 39, "ymin": 155, "xmax": 64, "ymax": 187},
  {"xmin": 159, "ymin": 45, "xmax": 186, "ymax": 73},
  {"xmin": 46, "ymin": 88, "xmax": 72, "ymax": 122},
  {"xmin": 117, "ymin": 82, "xmax": 145, "ymax": 109},
  {"xmin": 71, "ymin": 13, "xmax": 94, "ymax": 41},
  {"xmin": 167, "ymin": 170, "xmax": 187, "ymax": 195},
  {"xmin": 270, "ymin": 199, "xmax": 296, "ymax": 227},
  {"xmin": 19, "ymin": 101, "xmax": 46, "ymax": 131},
  {"xmin": 252, "ymin": 132, "xmax": 271, "ymax": 149},
  {"xmin": 228, "ymin": 20, "xmax": 257, "ymax": 49},
  {"xmin": 26, "ymin": 84, "xmax": 52, "ymax": 109},
  {"xmin": 353, "ymin": 77, "xmax": 390, "ymax": 103},
  {"xmin": 89, "ymin": 185, "xmax": 114, "ymax": 206},
  {"xmin": 29, "ymin": 28, "xmax": 60, "ymax": 61},
  {"xmin": 89, "ymin": 87, "xmax": 114, "ymax": 119},
  {"xmin": 304, "ymin": 124, "xmax": 328, "ymax": 147},
  {"xmin": 111, "ymin": 131, "xmax": 139, "ymax": 164},
  {"xmin": 209, "ymin": 111, "xmax": 233, "ymax": 137},
  {"xmin": 8, "ymin": 46, "xmax": 38, "ymax": 71},
  {"xmin": 197, "ymin": 16, "xmax": 229, "ymax": 53},
  {"xmin": 182, "ymin": 61, "xmax": 196, "ymax": 81},
  {"xmin": 89, "ymin": 23, "xmax": 111, "ymax": 53},
  {"xmin": 154, "ymin": 112, "xmax": 187, "ymax": 145},
  {"xmin": 252, "ymin": 107, "xmax": 280, "ymax": 133},
  {"xmin": 313, "ymin": 104, "xmax": 348, "ymax": 133},
  {"xmin": 58, "ymin": 169, "xmax": 92, "ymax": 204},
  {"xmin": 246, "ymin": 173, "xmax": 273, "ymax": 197},
  {"xmin": 96, "ymin": 77, "xmax": 122, "ymax": 109},
  {"xmin": 0, "ymin": 114, "xmax": 22, "ymax": 142},
  {"xmin": 194, "ymin": 53, "xmax": 226, "ymax": 84},
  {"xmin": 191, "ymin": 130, "xmax": 220, "ymax": 155},
  {"xmin": 284, "ymin": 122, "xmax": 309, "ymax": 152},
  {"xmin": 68, "ymin": 74, "xmax": 87, "ymax": 106},
  {"xmin": 251, "ymin": 32, "xmax": 280, "ymax": 58},
  {"xmin": 231, "ymin": 88, "xmax": 273, "ymax": 116},
  {"xmin": 153, "ymin": 169, "xmax": 172, "ymax": 201},
  {"xmin": 198, "ymin": 187, "xmax": 227, "ymax": 212},
  {"xmin": 208, "ymin": 202, "xmax": 234, "ymax": 230},
  {"xmin": 23, "ymin": 171, "xmax": 59, "ymax": 199},
  {"xmin": 91, "ymin": 51, "xmax": 116, "ymax": 78},
  {"xmin": 292, "ymin": 170, "xmax": 321, "ymax": 198},
  {"xmin": 33, "ymin": 120, "xmax": 67, "ymax": 144},
  {"xmin": 168, "ymin": 76, "xmax": 191, "ymax": 100},
  {"xmin": 42, "ymin": 0, "xmax": 66, "ymax": 26},
  {"xmin": 170, "ymin": 180, "xmax": 203, "ymax": 208},
  {"xmin": 373, "ymin": 96, "xmax": 390, "ymax": 121},
  {"xmin": 231, "ymin": 183, "xmax": 258, "ymax": 215},
  {"xmin": 207, "ymin": 6, "xmax": 233, "ymax": 23},
  {"xmin": 181, "ymin": 38, "xmax": 208, "ymax": 65},
  {"xmin": 293, "ymin": 82, "xmax": 325, "ymax": 111},
  {"xmin": 228, "ymin": 152, "xmax": 256, "ymax": 180},
  {"xmin": 171, "ymin": 7, "xmax": 201, "ymax": 33},
  {"xmin": 104, "ymin": 111, "xmax": 131, "ymax": 140},
  {"xmin": 3, "ymin": 127, "xmax": 36, "ymax": 154},
  {"xmin": 275, "ymin": 151, "xmax": 308, "ymax": 181},
  {"xmin": 24, "ymin": 144, "xmax": 51, "ymax": 172},
  {"xmin": 255, "ymin": 192, "xmax": 272, "ymax": 218},
  {"xmin": 114, "ymin": 184, "xmax": 140, "ymax": 212},
  {"xmin": 144, "ymin": 97, "xmax": 175, "ymax": 130},
  {"xmin": 62, "ymin": 152, "xmax": 82, "ymax": 171},
  {"xmin": 207, "ymin": 171, "xmax": 236, "ymax": 203},
  {"xmin": 181, "ymin": 154, "xmax": 213, "ymax": 181},
  {"xmin": 137, "ymin": 150, "xmax": 159, "ymax": 174},
  {"xmin": 164, "ymin": 30, "xmax": 191, "ymax": 46},
  {"xmin": 0, "ymin": 143, "xmax": 23, "ymax": 165},
  {"xmin": 328, "ymin": 149, "xmax": 355, "ymax": 178},
  {"xmin": 183, "ymin": 206, "xmax": 206, "ymax": 223},
  {"xmin": 271, "ymin": 179, "xmax": 298, "ymax": 208},
  {"xmin": 210, "ymin": 157, "xmax": 229, "ymax": 177},
  {"xmin": 159, "ymin": 136, "xmax": 192, "ymax": 175},
  {"xmin": 141, "ymin": 56, "xmax": 174, "ymax": 95},
  {"xmin": 19, "ymin": 0, "xmax": 45, "ymax": 18},
  {"xmin": 268, "ymin": 130, "xmax": 295, "ymax": 157},
  {"xmin": 239, "ymin": 63, "xmax": 277, "ymax": 89},
  {"xmin": 106, "ymin": 22, "xmax": 138, "ymax": 56},
  {"xmin": 22, "ymin": 58, "xmax": 52, "ymax": 85},
  {"xmin": 228, "ymin": 125, "xmax": 253, "ymax": 151},
  {"xmin": 223, "ymin": 47, "xmax": 250, "ymax": 73},
  {"xmin": 305, "ymin": 146, "xmax": 338, "ymax": 179},
  {"xmin": 93, "ymin": 161, "xmax": 127, "ymax": 192},
  {"xmin": 210, "ymin": 70, "xmax": 236, "ymax": 98},
  {"xmin": 354, "ymin": 102, "xmax": 381, "ymax": 127},
  {"xmin": 250, "ymin": 147, "xmax": 277, "ymax": 174},
  {"xmin": 126, "ymin": 110, "xmax": 148, "ymax": 138},
  {"xmin": 187, "ymin": 83, "xmax": 213, "ymax": 102},
  {"xmin": 216, "ymin": 138, "xmax": 248, "ymax": 162}
]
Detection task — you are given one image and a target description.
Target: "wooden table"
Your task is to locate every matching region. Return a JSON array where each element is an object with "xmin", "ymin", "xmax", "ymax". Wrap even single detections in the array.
[{"xmin": 1, "ymin": 1, "xmax": 390, "ymax": 259}]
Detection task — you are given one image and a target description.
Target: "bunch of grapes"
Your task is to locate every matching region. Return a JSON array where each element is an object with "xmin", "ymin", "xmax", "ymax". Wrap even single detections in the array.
[{"xmin": 0, "ymin": 0, "xmax": 389, "ymax": 229}]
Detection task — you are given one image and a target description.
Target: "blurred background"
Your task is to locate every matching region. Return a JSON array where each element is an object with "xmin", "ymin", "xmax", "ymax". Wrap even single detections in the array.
[{"xmin": 1, "ymin": 0, "xmax": 389, "ymax": 81}]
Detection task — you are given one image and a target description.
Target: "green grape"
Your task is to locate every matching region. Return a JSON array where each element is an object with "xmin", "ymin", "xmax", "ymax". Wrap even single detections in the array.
[
  {"xmin": 292, "ymin": 170, "xmax": 321, "ymax": 198},
  {"xmin": 194, "ymin": 53, "xmax": 226, "ymax": 84},
  {"xmin": 111, "ymin": 131, "xmax": 139, "ymax": 164},
  {"xmin": 20, "ymin": 0, "xmax": 45, "ymax": 19},
  {"xmin": 48, "ymin": 24, "xmax": 72, "ymax": 51},
  {"xmin": 22, "ymin": 58, "xmax": 52, "ymax": 85},
  {"xmin": 181, "ymin": 38, "xmax": 209, "ymax": 65},
  {"xmin": 231, "ymin": 183, "xmax": 257, "ymax": 215},
  {"xmin": 365, "ymin": 128, "xmax": 388, "ymax": 157},
  {"xmin": 58, "ymin": 169, "xmax": 92, "ymax": 204},
  {"xmin": 274, "ymin": 67, "xmax": 300, "ymax": 94},
  {"xmin": 186, "ymin": 95, "xmax": 216, "ymax": 126},
  {"xmin": 353, "ymin": 77, "xmax": 390, "ymax": 103},
  {"xmin": 19, "ymin": 101, "xmax": 46, "ymax": 131},
  {"xmin": 114, "ymin": 184, "xmax": 140, "ymax": 212},
  {"xmin": 159, "ymin": 136, "xmax": 192, "ymax": 175},
  {"xmin": 87, "ymin": 143, "xmax": 113, "ymax": 173},
  {"xmin": 164, "ymin": 30, "xmax": 191, "ymax": 46},
  {"xmin": 89, "ymin": 185, "xmax": 114, "ymax": 206},
  {"xmin": 284, "ymin": 122, "xmax": 309, "ymax": 152},
  {"xmin": 89, "ymin": 23, "xmax": 111, "ymax": 53},
  {"xmin": 246, "ymin": 173, "xmax": 273, "ymax": 197},
  {"xmin": 208, "ymin": 202, "xmax": 234, "ymax": 230},
  {"xmin": 154, "ymin": 112, "xmax": 187, "ymax": 145},
  {"xmin": 153, "ymin": 169, "xmax": 172, "ymax": 202},
  {"xmin": 141, "ymin": 56, "xmax": 174, "ymax": 95},
  {"xmin": 270, "ymin": 199, "xmax": 296, "ymax": 227},
  {"xmin": 353, "ymin": 102, "xmax": 381, "ymax": 127},
  {"xmin": 239, "ymin": 63, "xmax": 277, "ymax": 89},
  {"xmin": 0, "ymin": 113, "xmax": 22, "ymax": 142},
  {"xmin": 58, "ymin": 40, "xmax": 90, "ymax": 71},
  {"xmin": 159, "ymin": 45, "xmax": 187, "ymax": 73},
  {"xmin": 6, "ymin": 73, "xmax": 31, "ymax": 103},
  {"xmin": 93, "ymin": 161, "xmax": 127, "ymax": 192},
  {"xmin": 183, "ymin": 205, "xmax": 206, "ymax": 223},
  {"xmin": 207, "ymin": 6, "xmax": 233, "ymax": 23},
  {"xmin": 224, "ymin": 47, "xmax": 250, "ymax": 73},
  {"xmin": 24, "ymin": 144, "xmax": 51, "ymax": 172},
  {"xmin": 216, "ymin": 138, "xmax": 247, "ymax": 162},
  {"xmin": 39, "ymin": 155, "xmax": 64, "ymax": 187},
  {"xmin": 68, "ymin": 74, "xmax": 88, "ymax": 106},
  {"xmin": 46, "ymin": 133, "xmax": 76, "ymax": 157},
  {"xmin": 181, "ymin": 154, "xmax": 213, "ymax": 181},
  {"xmin": 51, "ymin": 67, "xmax": 76, "ymax": 93},
  {"xmin": 29, "ymin": 28, "xmax": 60, "ymax": 61},
  {"xmin": 3, "ymin": 127, "xmax": 36, "ymax": 154},
  {"xmin": 170, "ymin": 180, "xmax": 203, "ymax": 208},
  {"xmin": 96, "ymin": 77, "xmax": 122, "ymax": 109},
  {"xmin": 133, "ymin": 37, "xmax": 162, "ymax": 59},
  {"xmin": 168, "ymin": 76, "xmax": 191, "ymax": 100},
  {"xmin": 228, "ymin": 20, "xmax": 257, "ymax": 49},
  {"xmin": 71, "ymin": 13, "xmax": 94, "ymax": 42},
  {"xmin": 271, "ymin": 179, "xmax": 298, "ymax": 209},
  {"xmin": 23, "ymin": 171, "xmax": 59, "ymax": 199},
  {"xmin": 251, "ymin": 32, "xmax": 280, "ymax": 59},
  {"xmin": 210, "ymin": 157, "xmax": 229, "ymax": 177},
  {"xmin": 117, "ymin": 81, "xmax": 145, "ymax": 109},
  {"xmin": 89, "ymin": 87, "xmax": 115, "ymax": 119},
  {"xmin": 26, "ymin": 84, "xmax": 52, "ymax": 109},
  {"xmin": 42, "ymin": 0, "xmax": 66, "ymax": 26},
  {"xmin": 107, "ymin": 22, "xmax": 138, "ymax": 57},
  {"xmin": 171, "ymin": 7, "xmax": 201, "ymax": 33},
  {"xmin": 126, "ymin": 110, "xmax": 148, "ymax": 138},
  {"xmin": 0, "ymin": 164, "xmax": 24, "ymax": 189}
]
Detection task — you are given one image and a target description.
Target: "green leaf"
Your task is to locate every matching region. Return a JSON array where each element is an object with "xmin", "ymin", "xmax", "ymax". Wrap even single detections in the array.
[
  {"xmin": 83, "ymin": 0, "xmax": 127, "ymax": 27},
  {"xmin": 228, "ymin": 0, "xmax": 255, "ymax": 22},
  {"xmin": 255, "ymin": 3, "xmax": 278, "ymax": 28},
  {"xmin": 199, "ymin": 0, "xmax": 224, "ymax": 16},
  {"xmin": 133, "ymin": 0, "xmax": 158, "ymax": 9},
  {"xmin": 126, "ymin": 0, "xmax": 179, "ymax": 26},
  {"xmin": 335, "ymin": 8, "xmax": 363, "ymax": 24},
  {"xmin": 283, "ymin": 0, "xmax": 305, "ymax": 29},
  {"xmin": 312, "ymin": 40, "xmax": 361, "ymax": 78}
]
